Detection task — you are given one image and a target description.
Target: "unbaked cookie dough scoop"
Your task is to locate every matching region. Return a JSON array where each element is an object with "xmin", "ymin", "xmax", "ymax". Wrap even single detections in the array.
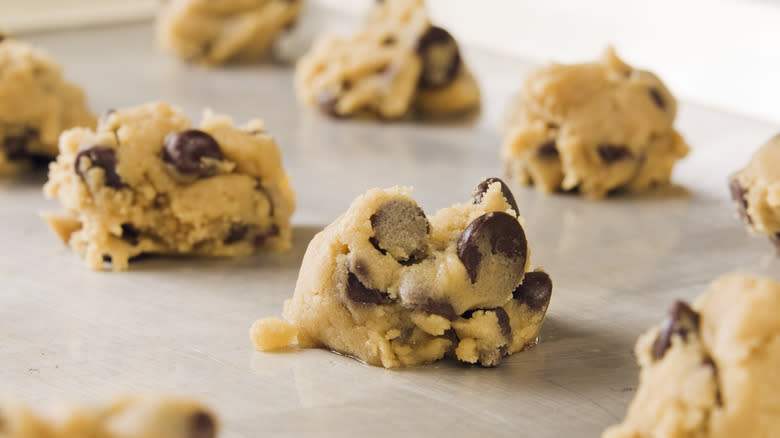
[
  {"xmin": 604, "ymin": 273, "xmax": 780, "ymax": 438},
  {"xmin": 295, "ymin": 0, "xmax": 480, "ymax": 119},
  {"xmin": 502, "ymin": 47, "xmax": 689, "ymax": 198},
  {"xmin": 43, "ymin": 102, "xmax": 295, "ymax": 271},
  {"xmin": 157, "ymin": 0, "xmax": 304, "ymax": 65},
  {"xmin": 729, "ymin": 134, "xmax": 780, "ymax": 254},
  {"xmin": 0, "ymin": 396, "xmax": 218, "ymax": 438},
  {"xmin": 0, "ymin": 34, "xmax": 95, "ymax": 174},
  {"xmin": 251, "ymin": 178, "xmax": 552, "ymax": 368}
]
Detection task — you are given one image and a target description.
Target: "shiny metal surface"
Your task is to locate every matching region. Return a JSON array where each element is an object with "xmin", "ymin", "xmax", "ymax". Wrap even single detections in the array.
[{"xmin": 1, "ymin": 17, "xmax": 778, "ymax": 438}]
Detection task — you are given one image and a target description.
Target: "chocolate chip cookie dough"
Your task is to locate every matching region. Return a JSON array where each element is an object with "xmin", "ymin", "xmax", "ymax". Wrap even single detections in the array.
[
  {"xmin": 0, "ymin": 34, "xmax": 95, "ymax": 174},
  {"xmin": 43, "ymin": 102, "xmax": 295, "ymax": 271},
  {"xmin": 157, "ymin": 0, "xmax": 304, "ymax": 65},
  {"xmin": 295, "ymin": 0, "xmax": 480, "ymax": 119},
  {"xmin": 604, "ymin": 274, "xmax": 780, "ymax": 438},
  {"xmin": 251, "ymin": 178, "xmax": 552, "ymax": 368},
  {"xmin": 0, "ymin": 396, "xmax": 217, "ymax": 438},
  {"xmin": 729, "ymin": 134, "xmax": 780, "ymax": 253},
  {"xmin": 502, "ymin": 47, "xmax": 689, "ymax": 198}
]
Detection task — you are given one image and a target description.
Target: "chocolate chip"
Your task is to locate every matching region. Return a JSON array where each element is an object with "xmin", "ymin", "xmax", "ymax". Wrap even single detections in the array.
[
  {"xmin": 352, "ymin": 258, "xmax": 370, "ymax": 278},
  {"xmin": 417, "ymin": 297, "xmax": 457, "ymax": 320},
  {"xmin": 370, "ymin": 199, "xmax": 430, "ymax": 264},
  {"xmin": 121, "ymin": 223, "xmax": 140, "ymax": 246},
  {"xmin": 651, "ymin": 300, "xmax": 700, "ymax": 361},
  {"xmin": 346, "ymin": 272, "xmax": 390, "ymax": 305},
  {"xmin": 729, "ymin": 178, "xmax": 752, "ymax": 225},
  {"xmin": 254, "ymin": 224, "xmax": 280, "ymax": 247},
  {"xmin": 597, "ymin": 144, "xmax": 633, "ymax": 163},
  {"xmin": 0, "ymin": 34, "xmax": 5, "ymax": 43},
  {"xmin": 382, "ymin": 36, "xmax": 396, "ymax": 46},
  {"xmin": 3, "ymin": 127, "xmax": 38, "ymax": 161},
  {"xmin": 189, "ymin": 411, "xmax": 217, "ymax": 438},
  {"xmin": 537, "ymin": 140, "xmax": 559, "ymax": 158},
  {"xmin": 415, "ymin": 26, "xmax": 462, "ymax": 89},
  {"xmin": 316, "ymin": 91, "xmax": 345, "ymax": 118},
  {"xmin": 75, "ymin": 146, "xmax": 123, "ymax": 189},
  {"xmin": 513, "ymin": 271, "xmax": 553, "ymax": 311},
  {"xmin": 649, "ymin": 87, "xmax": 665, "ymax": 110},
  {"xmin": 457, "ymin": 212, "xmax": 527, "ymax": 284},
  {"xmin": 163, "ymin": 130, "xmax": 223, "ymax": 176},
  {"xmin": 491, "ymin": 307, "xmax": 512, "ymax": 340},
  {"xmin": 224, "ymin": 224, "xmax": 248, "ymax": 244},
  {"xmin": 472, "ymin": 177, "xmax": 519, "ymax": 216}
]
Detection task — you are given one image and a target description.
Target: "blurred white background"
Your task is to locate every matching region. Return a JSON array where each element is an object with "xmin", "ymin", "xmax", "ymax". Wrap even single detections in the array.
[{"xmin": 1, "ymin": 0, "xmax": 779, "ymax": 123}]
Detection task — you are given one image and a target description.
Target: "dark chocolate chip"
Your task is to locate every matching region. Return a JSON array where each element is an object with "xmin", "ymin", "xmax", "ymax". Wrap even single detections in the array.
[
  {"xmin": 316, "ymin": 91, "xmax": 346, "ymax": 118},
  {"xmin": 597, "ymin": 144, "xmax": 633, "ymax": 163},
  {"xmin": 472, "ymin": 177, "xmax": 519, "ymax": 216},
  {"xmin": 537, "ymin": 140, "xmax": 559, "ymax": 158},
  {"xmin": 457, "ymin": 212, "xmax": 527, "ymax": 284},
  {"xmin": 701, "ymin": 357, "xmax": 723, "ymax": 406},
  {"xmin": 224, "ymin": 224, "xmax": 248, "ymax": 244},
  {"xmin": 3, "ymin": 127, "xmax": 38, "ymax": 161},
  {"xmin": 649, "ymin": 87, "xmax": 666, "ymax": 110},
  {"xmin": 341, "ymin": 80, "xmax": 352, "ymax": 91},
  {"xmin": 729, "ymin": 178, "xmax": 752, "ymax": 225},
  {"xmin": 0, "ymin": 34, "xmax": 5, "ymax": 43},
  {"xmin": 417, "ymin": 297, "xmax": 457, "ymax": 320},
  {"xmin": 512, "ymin": 271, "xmax": 553, "ymax": 311},
  {"xmin": 75, "ymin": 146, "xmax": 123, "ymax": 189},
  {"xmin": 254, "ymin": 224, "xmax": 280, "ymax": 247},
  {"xmin": 492, "ymin": 307, "xmax": 512, "ymax": 340},
  {"xmin": 651, "ymin": 300, "xmax": 700, "ymax": 361},
  {"xmin": 382, "ymin": 36, "xmax": 396, "ymax": 46},
  {"xmin": 163, "ymin": 130, "xmax": 223, "ymax": 176},
  {"xmin": 352, "ymin": 258, "xmax": 370, "ymax": 278},
  {"xmin": 189, "ymin": 411, "xmax": 217, "ymax": 438},
  {"xmin": 415, "ymin": 26, "xmax": 462, "ymax": 89},
  {"xmin": 771, "ymin": 233, "xmax": 780, "ymax": 255},
  {"xmin": 370, "ymin": 199, "xmax": 430, "ymax": 264},
  {"xmin": 346, "ymin": 272, "xmax": 390, "ymax": 305},
  {"xmin": 120, "ymin": 223, "xmax": 140, "ymax": 246}
]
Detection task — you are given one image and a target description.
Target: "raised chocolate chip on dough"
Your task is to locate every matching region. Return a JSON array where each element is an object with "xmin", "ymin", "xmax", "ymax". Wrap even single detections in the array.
[
  {"xmin": 163, "ymin": 129, "xmax": 223, "ymax": 176},
  {"xmin": 472, "ymin": 177, "xmax": 519, "ymax": 216},
  {"xmin": 652, "ymin": 300, "xmax": 700, "ymax": 361},
  {"xmin": 75, "ymin": 145, "xmax": 123, "ymax": 188},
  {"xmin": 415, "ymin": 26, "xmax": 462, "ymax": 89},
  {"xmin": 346, "ymin": 271, "xmax": 391, "ymax": 305},
  {"xmin": 370, "ymin": 198, "xmax": 430, "ymax": 264},
  {"xmin": 513, "ymin": 271, "xmax": 553, "ymax": 311},
  {"xmin": 457, "ymin": 211, "xmax": 527, "ymax": 285}
]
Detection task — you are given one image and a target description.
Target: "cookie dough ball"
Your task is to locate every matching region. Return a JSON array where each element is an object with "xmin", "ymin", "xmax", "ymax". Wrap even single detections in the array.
[
  {"xmin": 251, "ymin": 177, "xmax": 552, "ymax": 368},
  {"xmin": 0, "ymin": 396, "xmax": 217, "ymax": 438},
  {"xmin": 502, "ymin": 47, "xmax": 689, "ymax": 198},
  {"xmin": 157, "ymin": 0, "xmax": 304, "ymax": 65},
  {"xmin": 43, "ymin": 102, "xmax": 295, "ymax": 271},
  {"xmin": 604, "ymin": 274, "xmax": 780, "ymax": 438},
  {"xmin": 729, "ymin": 134, "xmax": 780, "ymax": 253},
  {"xmin": 295, "ymin": 0, "xmax": 480, "ymax": 119},
  {"xmin": 0, "ymin": 35, "xmax": 95, "ymax": 174}
]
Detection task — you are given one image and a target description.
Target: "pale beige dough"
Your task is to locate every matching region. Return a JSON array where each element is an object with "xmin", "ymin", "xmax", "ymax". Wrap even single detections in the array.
[
  {"xmin": 729, "ymin": 134, "xmax": 780, "ymax": 253},
  {"xmin": 604, "ymin": 273, "xmax": 780, "ymax": 438},
  {"xmin": 295, "ymin": 0, "xmax": 480, "ymax": 119},
  {"xmin": 0, "ymin": 35, "xmax": 95, "ymax": 174},
  {"xmin": 0, "ymin": 396, "xmax": 217, "ymax": 438},
  {"xmin": 157, "ymin": 0, "xmax": 303, "ymax": 65},
  {"xmin": 44, "ymin": 102, "xmax": 295, "ymax": 271},
  {"xmin": 251, "ymin": 178, "xmax": 552, "ymax": 368},
  {"xmin": 502, "ymin": 47, "xmax": 689, "ymax": 198}
]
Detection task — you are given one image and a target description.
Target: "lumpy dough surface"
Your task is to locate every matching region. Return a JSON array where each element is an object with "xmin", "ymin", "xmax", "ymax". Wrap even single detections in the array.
[
  {"xmin": 157, "ymin": 0, "xmax": 303, "ymax": 65},
  {"xmin": 295, "ymin": 0, "xmax": 480, "ymax": 119},
  {"xmin": 502, "ymin": 47, "xmax": 689, "ymax": 198},
  {"xmin": 729, "ymin": 134, "xmax": 780, "ymax": 253},
  {"xmin": 604, "ymin": 273, "xmax": 780, "ymax": 438},
  {"xmin": 0, "ymin": 396, "xmax": 218, "ymax": 438},
  {"xmin": 43, "ymin": 102, "xmax": 295, "ymax": 271},
  {"xmin": 252, "ymin": 178, "xmax": 552, "ymax": 368},
  {"xmin": 0, "ymin": 35, "xmax": 94, "ymax": 174}
]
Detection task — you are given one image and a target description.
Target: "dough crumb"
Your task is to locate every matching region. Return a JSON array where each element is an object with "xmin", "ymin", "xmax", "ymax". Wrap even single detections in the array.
[{"xmin": 250, "ymin": 318, "xmax": 298, "ymax": 351}]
